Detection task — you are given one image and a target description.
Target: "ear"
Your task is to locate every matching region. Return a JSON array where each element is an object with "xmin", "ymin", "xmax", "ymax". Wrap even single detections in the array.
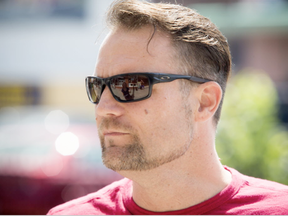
[{"xmin": 194, "ymin": 82, "xmax": 222, "ymax": 122}]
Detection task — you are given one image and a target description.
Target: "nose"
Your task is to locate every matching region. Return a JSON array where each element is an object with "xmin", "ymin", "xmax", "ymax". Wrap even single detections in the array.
[{"xmin": 95, "ymin": 87, "xmax": 125, "ymax": 118}]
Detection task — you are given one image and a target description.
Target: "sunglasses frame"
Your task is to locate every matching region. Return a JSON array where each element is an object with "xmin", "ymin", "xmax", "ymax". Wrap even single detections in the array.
[{"xmin": 85, "ymin": 72, "xmax": 212, "ymax": 104}]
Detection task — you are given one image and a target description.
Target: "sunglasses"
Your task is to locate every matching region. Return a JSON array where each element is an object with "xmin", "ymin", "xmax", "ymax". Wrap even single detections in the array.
[{"xmin": 85, "ymin": 73, "xmax": 212, "ymax": 104}]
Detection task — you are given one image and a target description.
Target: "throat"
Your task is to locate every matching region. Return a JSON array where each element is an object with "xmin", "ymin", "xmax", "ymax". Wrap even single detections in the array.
[{"xmin": 131, "ymin": 166, "xmax": 232, "ymax": 212}]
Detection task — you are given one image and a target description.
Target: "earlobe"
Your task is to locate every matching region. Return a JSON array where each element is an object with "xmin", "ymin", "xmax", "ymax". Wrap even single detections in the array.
[{"xmin": 195, "ymin": 82, "xmax": 222, "ymax": 122}]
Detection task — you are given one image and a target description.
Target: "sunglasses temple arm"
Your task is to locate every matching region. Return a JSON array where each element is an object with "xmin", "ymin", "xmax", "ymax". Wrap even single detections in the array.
[
  {"xmin": 188, "ymin": 77, "xmax": 212, "ymax": 83},
  {"xmin": 154, "ymin": 74, "xmax": 211, "ymax": 84}
]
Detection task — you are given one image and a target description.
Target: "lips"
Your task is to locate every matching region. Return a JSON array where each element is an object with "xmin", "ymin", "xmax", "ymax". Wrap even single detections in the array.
[{"xmin": 103, "ymin": 131, "xmax": 129, "ymax": 136}]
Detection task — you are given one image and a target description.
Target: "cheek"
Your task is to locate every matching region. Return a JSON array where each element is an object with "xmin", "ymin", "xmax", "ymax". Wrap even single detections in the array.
[
  {"xmin": 135, "ymin": 86, "xmax": 190, "ymax": 137},
  {"xmin": 141, "ymin": 103, "xmax": 180, "ymax": 135}
]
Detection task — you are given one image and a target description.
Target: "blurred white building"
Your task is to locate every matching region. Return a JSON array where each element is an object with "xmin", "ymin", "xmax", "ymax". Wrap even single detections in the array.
[{"xmin": 0, "ymin": 0, "xmax": 113, "ymax": 109}]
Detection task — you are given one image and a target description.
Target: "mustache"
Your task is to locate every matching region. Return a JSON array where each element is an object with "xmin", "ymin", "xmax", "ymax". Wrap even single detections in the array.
[{"xmin": 98, "ymin": 117, "xmax": 135, "ymax": 133}]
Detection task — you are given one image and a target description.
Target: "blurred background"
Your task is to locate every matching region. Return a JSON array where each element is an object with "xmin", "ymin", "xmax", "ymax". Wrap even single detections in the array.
[{"xmin": 0, "ymin": 0, "xmax": 288, "ymax": 214}]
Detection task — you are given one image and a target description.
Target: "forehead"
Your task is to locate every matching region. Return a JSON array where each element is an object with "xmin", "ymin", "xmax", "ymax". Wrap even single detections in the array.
[{"xmin": 95, "ymin": 26, "xmax": 178, "ymax": 77}]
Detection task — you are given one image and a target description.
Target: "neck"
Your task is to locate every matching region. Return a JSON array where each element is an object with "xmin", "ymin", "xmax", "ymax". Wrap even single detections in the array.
[{"xmin": 119, "ymin": 124, "xmax": 232, "ymax": 212}]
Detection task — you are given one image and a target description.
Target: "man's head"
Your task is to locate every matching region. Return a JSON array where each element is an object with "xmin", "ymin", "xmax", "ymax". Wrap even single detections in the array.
[
  {"xmin": 106, "ymin": 0, "xmax": 232, "ymax": 124},
  {"xmin": 90, "ymin": 0, "xmax": 231, "ymax": 172}
]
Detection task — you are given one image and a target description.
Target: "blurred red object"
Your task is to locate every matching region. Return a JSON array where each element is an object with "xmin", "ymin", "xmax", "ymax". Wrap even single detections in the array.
[{"xmin": 0, "ymin": 106, "xmax": 123, "ymax": 214}]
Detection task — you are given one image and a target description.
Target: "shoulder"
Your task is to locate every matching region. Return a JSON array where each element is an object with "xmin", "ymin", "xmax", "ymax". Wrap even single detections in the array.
[
  {"xmin": 239, "ymin": 169, "xmax": 288, "ymax": 197},
  {"xmin": 47, "ymin": 178, "xmax": 132, "ymax": 215},
  {"xmin": 227, "ymin": 168, "xmax": 288, "ymax": 214}
]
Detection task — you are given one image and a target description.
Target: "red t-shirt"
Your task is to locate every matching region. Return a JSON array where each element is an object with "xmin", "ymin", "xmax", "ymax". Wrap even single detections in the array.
[{"xmin": 47, "ymin": 167, "xmax": 288, "ymax": 215}]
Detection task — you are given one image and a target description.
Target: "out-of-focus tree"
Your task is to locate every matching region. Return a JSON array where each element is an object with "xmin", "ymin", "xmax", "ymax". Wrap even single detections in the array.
[{"xmin": 216, "ymin": 69, "xmax": 288, "ymax": 185}]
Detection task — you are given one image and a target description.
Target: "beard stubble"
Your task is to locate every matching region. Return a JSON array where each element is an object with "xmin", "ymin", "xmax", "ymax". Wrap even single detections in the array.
[{"xmin": 98, "ymin": 103, "xmax": 193, "ymax": 171}]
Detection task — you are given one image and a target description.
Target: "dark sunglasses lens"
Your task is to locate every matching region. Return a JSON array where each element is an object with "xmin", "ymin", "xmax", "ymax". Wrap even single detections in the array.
[
  {"xmin": 86, "ymin": 77, "xmax": 102, "ymax": 104},
  {"xmin": 110, "ymin": 75, "xmax": 150, "ymax": 102}
]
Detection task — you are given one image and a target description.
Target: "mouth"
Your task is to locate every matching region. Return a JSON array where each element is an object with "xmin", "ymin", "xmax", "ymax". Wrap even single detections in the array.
[{"xmin": 103, "ymin": 131, "xmax": 130, "ymax": 137}]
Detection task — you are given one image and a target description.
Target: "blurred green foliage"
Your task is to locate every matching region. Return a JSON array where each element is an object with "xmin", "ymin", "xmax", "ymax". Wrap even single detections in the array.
[{"xmin": 216, "ymin": 69, "xmax": 288, "ymax": 185}]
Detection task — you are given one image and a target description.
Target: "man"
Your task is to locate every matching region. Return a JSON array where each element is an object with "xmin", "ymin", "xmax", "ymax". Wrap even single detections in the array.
[{"xmin": 48, "ymin": 0, "xmax": 288, "ymax": 214}]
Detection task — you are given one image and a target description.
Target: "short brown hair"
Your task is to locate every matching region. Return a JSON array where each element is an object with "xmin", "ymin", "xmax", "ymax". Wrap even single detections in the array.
[{"xmin": 106, "ymin": 0, "xmax": 232, "ymax": 124}]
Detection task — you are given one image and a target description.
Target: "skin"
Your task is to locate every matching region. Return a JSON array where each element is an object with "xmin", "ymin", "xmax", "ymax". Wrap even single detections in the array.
[{"xmin": 94, "ymin": 25, "xmax": 232, "ymax": 212}]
